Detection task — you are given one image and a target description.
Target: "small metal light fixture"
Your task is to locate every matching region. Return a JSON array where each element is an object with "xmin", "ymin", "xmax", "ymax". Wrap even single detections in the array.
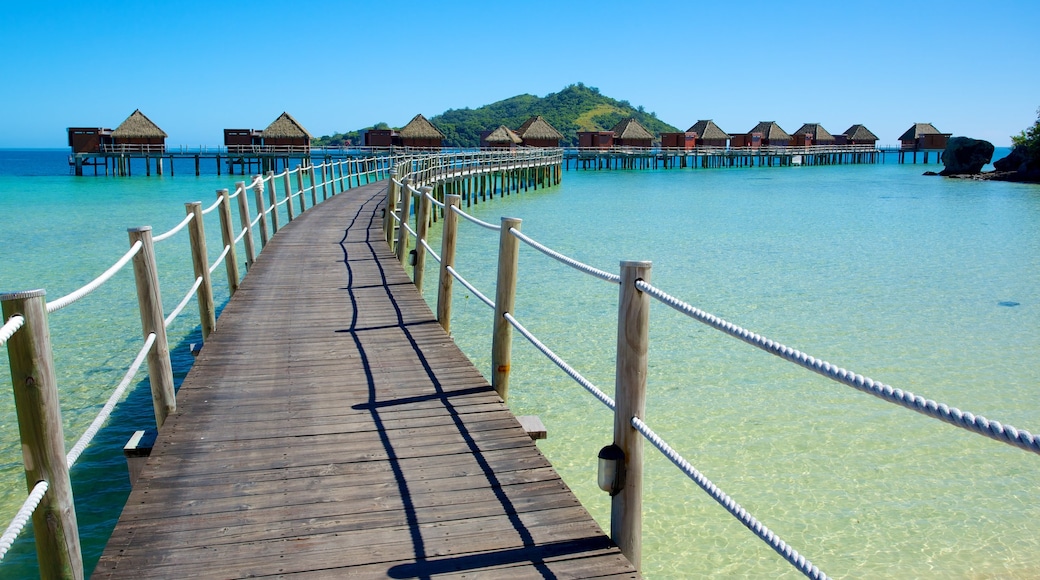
[
  {"xmin": 408, "ymin": 249, "xmax": 417, "ymax": 266},
  {"xmin": 597, "ymin": 443, "xmax": 625, "ymax": 496}
]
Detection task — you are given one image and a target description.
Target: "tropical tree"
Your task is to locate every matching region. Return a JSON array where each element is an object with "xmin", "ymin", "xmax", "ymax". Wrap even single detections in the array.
[{"xmin": 1011, "ymin": 107, "xmax": 1040, "ymax": 163}]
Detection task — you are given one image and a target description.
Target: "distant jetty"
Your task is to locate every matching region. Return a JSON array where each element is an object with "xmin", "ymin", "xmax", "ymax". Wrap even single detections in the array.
[{"xmin": 67, "ymin": 110, "xmax": 952, "ymax": 176}]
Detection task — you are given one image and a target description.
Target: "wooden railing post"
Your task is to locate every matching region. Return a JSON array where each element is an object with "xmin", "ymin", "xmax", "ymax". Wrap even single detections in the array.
[
  {"xmin": 384, "ymin": 165, "xmax": 399, "ymax": 246},
  {"xmin": 216, "ymin": 189, "xmax": 241, "ymax": 296},
  {"xmin": 320, "ymin": 163, "xmax": 329, "ymax": 199},
  {"xmin": 395, "ymin": 179, "xmax": 413, "ymax": 265},
  {"xmin": 296, "ymin": 169, "xmax": 307, "ymax": 213},
  {"xmin": 235, "ymin": 181, "xmax": 256, "ymax": 269},
  {"xmin": 413, "ymin": 186, "xmax": 432, "ymax": 292},
  {"xmin": 309, "ymin": 165, "xmax": 320, "ymax": 203},
  {"xmin": 266, "ymin": 170, "xmax": 280, "ymax": 234},
  {"xmin": 437, "ymin": 194, "xmax": 461, "ymax": 333},
  {"xmin": 611, "ymin": 260, "xmax": 652, "ymax": 571},
  {"xmin": 337, "ymin": 161, "xmax": 346, "ymax": 191},
  {"xmin": 0, "ymin": 290, "xmax": 84, "ymax": 579},
  {"xmin": 185, "ymin": 202, "xmax": 216, "ymax": 339},
  {"xmin": 282, "ymin": 170, "xmax": 295, "ymax": 222},
  {"xmin": 491, "ymin": 217, "xmax": 521, "ymax": 401},
  {"xmin": 127, "ymin": 227, "xmax": 177, "ymax": 428},
  {"xmin": 253, "ymin": 176, "xmax": 269, "ymax": 249}
]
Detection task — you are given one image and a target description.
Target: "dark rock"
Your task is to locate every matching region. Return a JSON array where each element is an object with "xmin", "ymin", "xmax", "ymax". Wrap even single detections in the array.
[
  {"xmin": 923, "ymin": 171, "xmax": 939, "ymax": 176},
  {"xmin": 939, "ymin": 136, "xmax": 995, "ymax": 176},
  {"xmin": 993, "ymin": 145, "xmax": 1029, "ymax": 172}
]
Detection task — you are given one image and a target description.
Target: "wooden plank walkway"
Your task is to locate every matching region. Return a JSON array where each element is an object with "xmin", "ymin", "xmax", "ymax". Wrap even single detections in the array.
[{"xmin": 95, "ymin": 181, "xmax": 638, "ymax": 579}]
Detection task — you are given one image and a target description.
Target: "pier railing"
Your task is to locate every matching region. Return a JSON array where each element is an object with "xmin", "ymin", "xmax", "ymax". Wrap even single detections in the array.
[
  {"xmin": 387, "ymin": 155, "xmax": 1039, "ymax": 578},
  {"xmin": 0, "ymin": 154, "xmax": 394, "ymax": 577},
  {"xmin": 564, "ymin": 144, "xmax": 879, "ymax": 155}
]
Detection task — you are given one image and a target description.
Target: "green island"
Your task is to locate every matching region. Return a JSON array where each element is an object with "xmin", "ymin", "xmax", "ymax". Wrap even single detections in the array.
[{"xmin": 311, "ymin": 83, "xmax": 679, "ymax": 148}]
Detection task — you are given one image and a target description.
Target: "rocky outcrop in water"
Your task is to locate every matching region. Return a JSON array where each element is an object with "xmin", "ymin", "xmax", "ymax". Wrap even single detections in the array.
[{"xmin": 939, "ymin": 136, "xmax": 994, "ymax": 176}]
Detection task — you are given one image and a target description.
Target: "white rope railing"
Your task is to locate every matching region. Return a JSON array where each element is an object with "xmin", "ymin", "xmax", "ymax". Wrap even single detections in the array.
[
  {"xmin": 446, "ymin": 265, "xmax": 494, "ymax": 309},
  {"xmin": 234, "ymin": 225, "xmax": 249, "ymax": 245},
  {"xmin": 450, "ymin": 205, "xmax": 500, "ymax": 231},
  {"xmin": 165, "ymin": 276, "xmax": 204, "ymax": 328},
  {"xmin": 46, "ymin": 241, "xmax": 142, "ymax": 314},
  {"xmin": 424, "ymin": 189, "xmax": 445, "ymax": 209},
  {"xmin": 153, "ymin": 213, "xmax": 194, "ymax": 243},
  {"xmin": 66, "ymin": 333, "xmax": 156, "ymax": 469},
  {"xmin": 510, "ymin": 229, "xmax": 620, "ymax": 284},
  {"xmin": 634, "ymin": 280, "xmax": 1040, "ymax": 456},
  {"xmin": 200, "ymin": 197, "xmax": 223, "ymax": 215},
  {"xmin": 631, "ymin": 417, "xmax": 828, "ymax": 580},
  {"xmin": 420, "ymin": 239, "xmax": 440, "ymax": 263},
  {"xmin": 0, "ymin": 480, "xmax": 48, "ymax": 562},
  {"xmin": 208, "ymin": 244, "xmax": 232, "ymax": 275},
  {"xmin": 0, "ymin": 316, "xmax": 25, "ymax": 348},
  {"xmin": 400, "ymin": 220, "xmax": 416, "ymax": 238},
  {"xmin": 503, "ymin": 313, "xmax": 615, "ymax": 411}
]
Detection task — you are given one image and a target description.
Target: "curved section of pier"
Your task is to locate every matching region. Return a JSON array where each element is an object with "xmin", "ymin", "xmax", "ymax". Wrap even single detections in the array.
[{"xmin": 94, "ymin": 181, "xmax": 637, "ymax": 578}]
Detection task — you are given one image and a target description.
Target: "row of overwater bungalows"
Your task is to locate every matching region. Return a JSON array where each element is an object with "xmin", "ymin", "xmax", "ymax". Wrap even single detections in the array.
[{"xmin": 68, "ymin": 110, "xmax": 952, "ymax": 154}]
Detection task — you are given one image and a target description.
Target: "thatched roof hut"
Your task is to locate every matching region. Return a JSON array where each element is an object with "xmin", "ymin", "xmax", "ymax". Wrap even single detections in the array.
[
  {"xmin": 899, "ymin": 122, "xmax": 951, "ymax": 150},
  {"xmin": 395, "ymin": 114, "xmax": 445, "ymax": 148},
  {"xmin": 483, "ymin": 125, "xmax": 523, "ymax": 148},
  {"xmin": 111, "ymin": 110, "xmax": 167, "ymax": 151},
  {"xmin": 516, "ymin": 116, "xmax": 563, "ymax": 147},
  {"xmin": 840, "ymin": 124, "xmax": 878, "ymax": 146},
  {"xmin": 791, "ymin": 123, "xmax": 835, "ymax": 146},
  {"xmin": 611, "ymin": 118, "xmax": 654, "ymax": 147},
  {"xmin": 746, "ymin": 121, "xmax": 790, "ymax": 147},
  {"xmin": 261, "ymin": 112, "xmax": 311, "ymax": 141},
  {"xmin": 686, "ymin": 120, "xmax": 729, "ymax": 147}
]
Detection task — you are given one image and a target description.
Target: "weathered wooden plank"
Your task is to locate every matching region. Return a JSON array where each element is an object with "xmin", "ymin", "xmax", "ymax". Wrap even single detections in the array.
[{"xmin": 97, "ymin": 180, "xmax": 637, "ymax": 578}]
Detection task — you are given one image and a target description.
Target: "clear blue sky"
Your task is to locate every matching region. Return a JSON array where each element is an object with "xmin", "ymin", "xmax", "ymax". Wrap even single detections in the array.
[{"xmin": 1, "ymin": 0, "xmax": 1037, "ymax": 148}]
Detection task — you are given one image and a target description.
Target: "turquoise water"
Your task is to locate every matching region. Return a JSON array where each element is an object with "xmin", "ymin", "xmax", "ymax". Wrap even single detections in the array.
[
  {"xmin": 0, "ymin": 151, "xmax": 290, "ymax": 575},
  {"xmin": 415, "ymin": 158, "xmax": 1040, "ymax": 578},
  {"xmin": 2, "ymin": 150, "xmax": 1038, "ymax": 578}
]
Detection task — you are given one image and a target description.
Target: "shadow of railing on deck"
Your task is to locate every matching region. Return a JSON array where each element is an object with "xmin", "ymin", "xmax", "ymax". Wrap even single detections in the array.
[{"xmin": 336, "ymin": 184, "xmax": 569, "ymax": 578}]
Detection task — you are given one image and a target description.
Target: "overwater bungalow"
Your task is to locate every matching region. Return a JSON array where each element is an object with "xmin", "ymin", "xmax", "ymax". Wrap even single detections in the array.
[
  {"xmin": 660, "ymin": 132, "xmax": 697, "ymax": 150},
  {"xmin": 737, "ymin": 121, "xmax": 791, "ymax": 149},
  {"xmin": 260, "ymin": 112, "xmax": 311, "ymax": 152},
  {"xmin": 67, "ymin": 127, "xmax": 112, "ymax": 154},
  {"xmin": 611, "ymin": 118, "xmax": 654, "ymax": 148},
  {"xmin": 223, "ymin": 129, "xmax": 262, "ymax": 153},
  {"xmin": 364, "ymin": 129, "xmax": 394, "ymax": 147},
  {"xmin": 837, "ymin": 124, "xmax": 879, "ymax": 146},
  {"xmin": 111, "ymin": 110, "xmax": 167, "ymax": 153},
  {"xmin": 483, "ymin": 125, "xmax": 522, "ymax": 148},
  {"xmin": 394, "ymin": 114, "xmax": 445, "ymax": 148},
  {"xmin": 516, "ymin": 115, "xmax": 563, "ymax": 148},
  {"xmin": 790, "ymin": 123, "xmax": 835, "ymax": 147},
  {"xmin": 577, "ymin": 131, "xmax": 614, "ymax": 149},
  {"xmin": 686, "ymin": 120, "xmax": 729, "ymax": 148},
  {"xmin": 899, "ymin": 123, "xmax": 950, "ymax": 151}
]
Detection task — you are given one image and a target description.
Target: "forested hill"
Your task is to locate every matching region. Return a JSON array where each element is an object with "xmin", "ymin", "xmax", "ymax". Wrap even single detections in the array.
[
  {"xmin": 432, "ymin": 83, "xmax": 679, "ymax": 147},
  {"xmin": 312, "ymin": 83, "xmax": 679, "ymax": 147}
]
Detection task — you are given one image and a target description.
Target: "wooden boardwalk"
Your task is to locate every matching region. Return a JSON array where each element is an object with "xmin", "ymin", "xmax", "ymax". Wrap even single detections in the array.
[{"xmin": 95, "ymin": 181, "xmax": 638, "ymax": 578}]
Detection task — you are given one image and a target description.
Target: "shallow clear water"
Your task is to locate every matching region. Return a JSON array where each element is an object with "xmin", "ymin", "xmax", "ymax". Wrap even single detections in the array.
[
  {"xmin": 2, "ymin": 150, "xmax": 1038, "ymax": 578},
  {"xmin": 416, "ymin": 158, "xmax": 1040, "ymax": 578},
  {"xmin": 0, "ymin": 150, "xmax": 294, "ymax": 575}
]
